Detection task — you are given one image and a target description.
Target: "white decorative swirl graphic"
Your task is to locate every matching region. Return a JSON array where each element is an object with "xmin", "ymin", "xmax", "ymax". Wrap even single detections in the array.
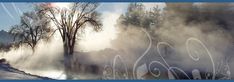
[
  {"xmin": 186, "ymin": 38, "xmax": 215, "ymax": 79},
  {"xmin": 133, "ymin": 28, "xmax": 152, "ymax": 79},
  {"xmin": 103, "ymin": 29, "xmax": 230, "ymax": 80}
]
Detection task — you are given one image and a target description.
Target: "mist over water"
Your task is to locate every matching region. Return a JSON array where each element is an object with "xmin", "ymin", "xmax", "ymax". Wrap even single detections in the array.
[{"xmin": 0, "ymin": 37, "xmax": 65, "ymax": 79}]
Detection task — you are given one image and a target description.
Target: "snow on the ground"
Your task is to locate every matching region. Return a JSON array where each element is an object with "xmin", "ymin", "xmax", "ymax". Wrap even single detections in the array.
[{"xmin": 0, "ymin": 62, "xmax": 53, "ymax": 80}]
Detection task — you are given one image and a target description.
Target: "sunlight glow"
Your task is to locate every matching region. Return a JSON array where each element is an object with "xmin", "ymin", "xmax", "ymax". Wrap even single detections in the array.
[
  {"xmin": 50, "ymin": 3, "xmax": 71, "ymax": 9},
  {"xmin": 79, "ymin": 12, "xmax": 119, "ymax": 52}
]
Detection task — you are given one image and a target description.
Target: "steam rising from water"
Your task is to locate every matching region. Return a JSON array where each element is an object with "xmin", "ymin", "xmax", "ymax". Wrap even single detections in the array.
[{"xmin": 0, "ymin": 37, "xmax": 65, "ymax": 79}]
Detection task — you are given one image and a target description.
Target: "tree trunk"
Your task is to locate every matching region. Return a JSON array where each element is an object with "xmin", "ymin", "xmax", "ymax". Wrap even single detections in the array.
[{"xmin": 64, "ymin": 42, "xmax": 74, "ymax": 79}]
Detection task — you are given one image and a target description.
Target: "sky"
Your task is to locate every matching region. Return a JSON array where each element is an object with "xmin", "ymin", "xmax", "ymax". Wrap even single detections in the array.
[
  {"xmin": 0, "ymin": 2, "xmax": 165, "ymax": 51},
  {"xmin": 0, "ymin": 3, "xmax": 34, "ymax": 31},
  {"xmin": 0, "ymin": 2, "xmax": 165, "ymax": 31},
  {"xmin": 0, "ymin": 3, "xmax": 129, "ymax": 31}
]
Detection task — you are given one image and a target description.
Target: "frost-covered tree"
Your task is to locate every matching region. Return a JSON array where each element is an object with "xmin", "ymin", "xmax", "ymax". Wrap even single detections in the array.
[
  {"xmin": 119, "ymin": 3, "xmax": 145, "ymax": 28},
  {"xmin": 118, "ymin": 3, "xmax": 163, "ymax": 30},
  {"xmin": 9, "ymin": 9, "xmax": 51, "ymax": 52},
  {"xmin": 117, "ymin": 3, "xmax": 163, "ymax": 44}
]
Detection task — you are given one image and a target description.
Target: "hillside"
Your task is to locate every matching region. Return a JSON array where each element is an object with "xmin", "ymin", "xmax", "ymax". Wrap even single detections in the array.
[{"xmin": 0, "ymin": 30, "xmax": 14, "ymax": 44}]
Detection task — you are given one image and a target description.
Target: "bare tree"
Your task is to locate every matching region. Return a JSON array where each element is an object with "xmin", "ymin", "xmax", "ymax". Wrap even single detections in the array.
[
  {"xmin": 39, "ymin": 3, "xmax": 102, "ymax": 79},
  {"xmin": 9, "ymin": 10, "xmax": 51, "ymax": 52}
]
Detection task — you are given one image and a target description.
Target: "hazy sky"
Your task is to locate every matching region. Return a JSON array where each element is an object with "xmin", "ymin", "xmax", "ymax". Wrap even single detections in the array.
[
  {"xmin": 0, "ymin": 2, "xmax": 165, "ymax": 51},
  {"xmin": 0, "ymin": 2, "xmax": 165, "ymax": 31},
  {"xmin": 0, "ymin": 3, "xmax": 129, "ymax": 31},
  {"xmin": 0, "ymin": 3, "xmax": 33, "ymax": 31}
]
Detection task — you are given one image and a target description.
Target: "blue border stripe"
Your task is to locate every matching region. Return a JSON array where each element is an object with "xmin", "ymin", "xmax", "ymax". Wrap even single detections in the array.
[
  {"xmin": 0, "ymin": 80, "xmax": 234, "ymax": 82},
  {"xmin": 0, "ymin": 0, "xmax": 234, "ymax": 2}
]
